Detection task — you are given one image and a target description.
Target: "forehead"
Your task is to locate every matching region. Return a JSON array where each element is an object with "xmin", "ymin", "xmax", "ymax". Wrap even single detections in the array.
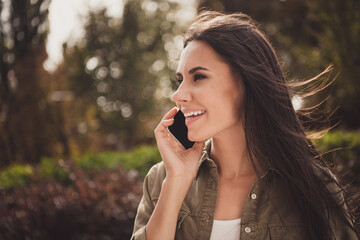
[{"xmin": 177, "ymin": 40, "xmax": 225, "ymax": 72}]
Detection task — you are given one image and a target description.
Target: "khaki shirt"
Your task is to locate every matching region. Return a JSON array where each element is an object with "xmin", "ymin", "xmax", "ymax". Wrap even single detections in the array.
[{"xmin": 131, "ymin": 140, "xmax": 357, "ymax": 239}]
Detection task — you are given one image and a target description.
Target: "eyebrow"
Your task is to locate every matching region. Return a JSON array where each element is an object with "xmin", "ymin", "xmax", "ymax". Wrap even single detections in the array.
[{"xmin": 176, "ymin": 66, "xmax": 210, "ymax": 77}]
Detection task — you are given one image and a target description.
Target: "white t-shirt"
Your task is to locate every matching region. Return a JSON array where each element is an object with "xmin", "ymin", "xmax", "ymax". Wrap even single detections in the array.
[{"xmin": 209, "ymin": 218, "xmax": 241, "ymax": 240}]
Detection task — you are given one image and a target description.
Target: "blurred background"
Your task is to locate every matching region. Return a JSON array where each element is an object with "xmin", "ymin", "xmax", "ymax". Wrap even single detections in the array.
[{"xmin": 0, "ymin": 0, "xmax": 359, "ymax": 239}]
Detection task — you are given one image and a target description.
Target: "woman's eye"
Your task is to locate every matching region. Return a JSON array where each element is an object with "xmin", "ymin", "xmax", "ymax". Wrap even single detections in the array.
[
  {"xmin": 176, "ymin": 78, "xmax": 183, "ymax": 85},
  {"xmin": 194, "ymin": 74, "xmax": 206, "ymax": 81}
]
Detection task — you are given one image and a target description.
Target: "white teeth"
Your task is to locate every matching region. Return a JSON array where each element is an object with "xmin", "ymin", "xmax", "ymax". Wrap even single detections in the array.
[{"xmin": 184, "ymin": 110, "xmax": 205, "ymax": 118}]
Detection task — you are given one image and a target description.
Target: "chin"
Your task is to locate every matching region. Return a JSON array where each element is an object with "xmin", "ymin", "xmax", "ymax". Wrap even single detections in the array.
[
  {"xmin": 188, "ymin": 133, "xmax": 198, "ymax": 142},
  {"xmin": 188, "ymin": 133, "xmax": 207, "ymax": 142}
]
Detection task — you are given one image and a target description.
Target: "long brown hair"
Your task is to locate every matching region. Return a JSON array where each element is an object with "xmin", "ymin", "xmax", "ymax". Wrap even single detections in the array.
[{"xmin": 183, "ymin": 11, "xmax": 358, "ymax": 240}]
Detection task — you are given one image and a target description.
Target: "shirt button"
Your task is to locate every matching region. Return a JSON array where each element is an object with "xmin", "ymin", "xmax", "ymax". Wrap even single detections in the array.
[
  {"xmin": 251, "ymin": 193, "xmax": 257, "ymax": 200},
  {"xmin": 245, "ymin": 227, "xmax": 252, "ymax": 233}
]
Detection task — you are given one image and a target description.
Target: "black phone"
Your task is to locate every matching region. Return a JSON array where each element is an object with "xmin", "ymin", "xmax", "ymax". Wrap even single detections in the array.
[{"xmin": 167, "ymin": 110, "xmax": 195, "ymax": 149}]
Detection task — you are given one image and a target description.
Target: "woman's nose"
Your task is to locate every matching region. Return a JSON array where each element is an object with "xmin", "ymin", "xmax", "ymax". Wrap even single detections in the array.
[{"xmin": 171, "ymin": 83, "xmax": 191, "ymax": 104}]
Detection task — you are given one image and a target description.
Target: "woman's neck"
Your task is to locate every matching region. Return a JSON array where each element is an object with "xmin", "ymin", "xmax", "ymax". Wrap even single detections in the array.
[{"xmin": 210, "ymin": 125, "xmax": 256, "ymax": 180}]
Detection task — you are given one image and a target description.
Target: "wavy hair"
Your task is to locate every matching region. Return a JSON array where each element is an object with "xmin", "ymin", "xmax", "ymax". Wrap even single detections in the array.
[{"xmin": 183, "ymin": 10, "xmax": 358, "ymax": 240}]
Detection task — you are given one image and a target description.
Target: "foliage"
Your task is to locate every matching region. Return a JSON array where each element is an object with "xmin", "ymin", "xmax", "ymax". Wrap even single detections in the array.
[
  {"xmin": 76, "ymin": 145, "xmax": 161, "ymax": 178},
  {"xmin": 314, "ymin": 131, "xmax": 360, "ymax": 160},
  {"xmin": 118, "ymin": 145, "xmax": 161, "ymax": 177},
  {"xmin": 39, "ymin": 157, "xmax": 69, "ymax": 183},
  {"xmin": 0, "ymin": 164, "xmax": 33, "ymax": 190},
  {"xmin": 60, "ymin": 0, "xmax": 183, "ymax": 152},
  {"xmin": 305, "ymin": 0, "xmax": 360, "ymax": 128},
  {"xmin": 0, "ymin": 0, "xmax": 68, "ymax": 167},
  {"xmin": 313, "ymin": 130, "xmax": 360, "ymax": 189},
  {"xmin": 0, "ymin": 163, "xmax": 142, "ymax": 240},
  {"xmin": 0, "ymin": 144, "xmax": 160, "ymax": 191}
]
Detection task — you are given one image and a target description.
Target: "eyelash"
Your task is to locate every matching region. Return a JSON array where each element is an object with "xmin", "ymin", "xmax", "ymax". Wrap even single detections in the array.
[
  {"xmin": 176, "ymin": 78, "xmax": 183, "ymax": 85},
  {"xmin": 175, "ymin": 74, "xmax": 206, "ymax": 85},
  {"xmin": 194, "ymin": 74, "xmax": 206, "ymax": 81}
]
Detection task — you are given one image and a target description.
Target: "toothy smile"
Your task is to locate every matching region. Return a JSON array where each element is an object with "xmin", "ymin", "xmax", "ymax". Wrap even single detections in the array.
[{"xmin": 183, "ymin": 110, "xmax": 206, "ymax": 118}]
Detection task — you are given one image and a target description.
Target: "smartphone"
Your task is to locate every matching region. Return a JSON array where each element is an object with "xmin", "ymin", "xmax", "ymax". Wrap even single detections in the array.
[{"xmin": 167, "ymin": 110, "xmax": 195, "ymax": 149}]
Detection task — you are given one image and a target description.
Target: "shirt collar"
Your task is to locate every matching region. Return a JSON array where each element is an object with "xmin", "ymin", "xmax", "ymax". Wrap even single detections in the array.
[
  {"xmin": 195, "ymin": 139, "xmax": 213, "ymax": 179},
  {"xmin": 198, "ymin": 138, "xmax": 212, "ymax": 168}
]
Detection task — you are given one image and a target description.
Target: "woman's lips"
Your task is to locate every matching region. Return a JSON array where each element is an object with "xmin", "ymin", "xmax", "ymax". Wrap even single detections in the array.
[{"xmin": 185, "ymin": 112, "xmax": 206, "ymax": 126}]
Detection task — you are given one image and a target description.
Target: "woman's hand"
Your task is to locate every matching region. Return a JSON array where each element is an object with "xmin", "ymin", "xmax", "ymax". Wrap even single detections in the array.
[{"xmin": 154, "ymin": 107, "xmax": 205, "ymax": 181}]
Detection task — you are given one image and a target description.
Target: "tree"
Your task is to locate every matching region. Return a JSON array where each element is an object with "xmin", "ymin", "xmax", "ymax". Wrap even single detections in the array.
[
  {"xmin": 0, "ymin": 0, "xmax": 67, "ymax": 167},
  {"xmin": 61, "ymin": 0, "xmax": 183, "ymax": 151},
  {"xmin": 305, "ymin": 0, "xmax": 360, "ymax": 128}
]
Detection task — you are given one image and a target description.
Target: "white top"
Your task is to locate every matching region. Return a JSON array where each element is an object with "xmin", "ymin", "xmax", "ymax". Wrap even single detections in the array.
[{"xmin": 209, "ymin": 218, "xmax": 241, "ymax": 240}]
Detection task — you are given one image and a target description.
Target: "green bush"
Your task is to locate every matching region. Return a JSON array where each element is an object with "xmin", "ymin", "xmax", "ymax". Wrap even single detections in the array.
[
  {"xmin": 120, "ymin": 145, "xmax": 161, "ymax": 177},
  {"xmin": 75, "ymin": 152, "xmax": 120, "ymax": 170},
  {"xmin": 39, "ymin": 157, "xmax": 69, "ymax": 183},
  {"xmin": 76, "ymin": 145, "xmax": 161, "ymax": 177},
  {"xmin": 0, "ymin": 164, "xmax": 33, "ymax": 190},
  {"xmin": 312, "ymin": 130, "xmax": 360, "ymax": 187},
  {"xmin": 0, "ymin": 144, "xmax": 160, "ymax": 190},
  {"xmin": 313, "ymin": 130, "xmax": 360, "ymax": 163}
]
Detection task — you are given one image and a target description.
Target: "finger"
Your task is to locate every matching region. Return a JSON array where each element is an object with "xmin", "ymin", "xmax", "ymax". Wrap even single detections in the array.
[
  {"xmin": 160, "ymin": 118, "xmax": 175, "ymax": 129},
  {"xmin": 154, "ymin": 119, "xmax": 174, "ymax": 133},
  {"xmin": 162, "ymin": 107, "xmax": 178, "ymax": 120},
  {"xmin": 167, "ymin": 132, "xmax": 185, "ymax": 149},
  {"xmin": 156, "ymin": 127, "xmax": 183, "ymax": 150}
]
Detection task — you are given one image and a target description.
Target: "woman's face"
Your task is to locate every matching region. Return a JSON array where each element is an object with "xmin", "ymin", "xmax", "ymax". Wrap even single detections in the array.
[{"xmin": 172, "ymin": 40, "xmax": 244, "ymax": 141}]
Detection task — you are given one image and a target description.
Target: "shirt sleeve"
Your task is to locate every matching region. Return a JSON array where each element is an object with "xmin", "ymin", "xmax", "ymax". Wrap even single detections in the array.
[
  {"xmin": 323, "ymin": 170, "xmax": 358, "ymax": 239},
  {"xmin": 331, "ymin": 188, "xmax": 358, "ymax": 239},
  {"xmin": 312, "ymin": 163, "xmax": 358, "ymax": 239},
  {"xmin": 131, "ymin": 167, "xmax": 156, "ymax": 240}
]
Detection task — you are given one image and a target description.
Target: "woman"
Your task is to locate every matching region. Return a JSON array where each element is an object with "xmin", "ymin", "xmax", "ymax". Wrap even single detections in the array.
[{"xmin": 131, "ymin": 11, "xmax": 358, "ymax": 240}]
